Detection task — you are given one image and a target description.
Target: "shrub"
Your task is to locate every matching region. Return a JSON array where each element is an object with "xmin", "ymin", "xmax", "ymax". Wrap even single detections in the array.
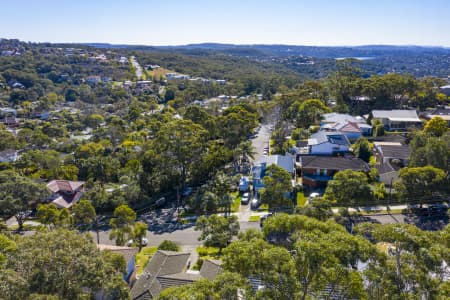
[
  {"xmin": 158, "ymin": 240, "xmax": 180, "ymax": 252},
  {"xmin": 196, "ymin": 246, "xmax": 220, "ymax": 257},
  {"xmin": 193, "ymin": 257, "xmax": 204, "ymax": 270},
  {"xmin": 373, "ymin": 124, "xmax": 385, "ymax": 137}
]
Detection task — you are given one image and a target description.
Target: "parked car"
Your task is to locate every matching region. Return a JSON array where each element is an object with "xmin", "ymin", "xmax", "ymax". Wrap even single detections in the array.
[
  {"xmin": 239, "ymin": 176, "xmax": 250, "ymax": 192},
  {"xmin": 428, "ymin": 204, "xmax": 448, "ymax": 214},
  {"xmin": 154, "ymin": 197, "xmax": 166, "ymax": 208},
  {"xmin": 308, "ymin": 192, "xmax": 320, "ymax": 201},
  {"xmin": 182, "ymin": 187, "xmax": 193, "ymax": 197},
  {"xmin": 126, "ymin": 237, "xmax": 148, "ymax": 247},
  {"xmin": 241, "ymin": 192, "xmax": 250, "ymax": 204},
  {"xmin": 250, "ymin": 198, "xmax": 260, "ymax": 210}
]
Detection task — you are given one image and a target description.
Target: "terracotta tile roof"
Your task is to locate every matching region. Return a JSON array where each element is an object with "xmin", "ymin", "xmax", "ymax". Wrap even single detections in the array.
[
  {"xmin": 47, "ymin": 180, "xmax": 85, "ymax": 193},
  {"xmin": 51, "ymin": 191, "xmax": 83, "ymax": 208}
]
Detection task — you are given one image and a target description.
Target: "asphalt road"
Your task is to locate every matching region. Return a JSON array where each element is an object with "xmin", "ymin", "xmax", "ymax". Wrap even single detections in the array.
[
  {"xmin": 130, "ymin": 56, "xmax": 143, "ymax": 79},
  {"xmin": 92, "ymin": 216, "xmax": 260, "ymax": 269},
  {"xmin": 251, "ymin": 124, "xmax": 271, "ymax": 163}
]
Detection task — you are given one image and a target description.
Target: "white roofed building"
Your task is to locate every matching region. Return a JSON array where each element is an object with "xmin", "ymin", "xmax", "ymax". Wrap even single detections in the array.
[{"xmin": 371, "ymin": 110, "xmax": 422, "ymax": 131}]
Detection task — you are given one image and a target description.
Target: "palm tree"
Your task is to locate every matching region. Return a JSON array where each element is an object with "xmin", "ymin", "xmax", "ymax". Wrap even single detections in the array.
[{"xmin": 237, "ymin": 141, "xmax": 256, "ymax": 172}]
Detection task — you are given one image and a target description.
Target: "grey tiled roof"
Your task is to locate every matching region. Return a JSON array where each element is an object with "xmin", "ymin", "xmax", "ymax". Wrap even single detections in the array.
[
  {"xmin": 131, "ymin": 252, "xmax": 224, "ymax": 299},
  {"xmin": 299, "ymin": 156, "xmax": 370, "ymax": 172},
  {"xmin": 256, "ymin": 154, "xmax": 295, "ymax": 174},
  {"xmin": 375, "ymin": 162, "xmax": 396, "ymax": 175},
  {"xmin": 199, "ymin": 259, "xmax": 223, "ymax": 280},
  {"xmin": 157, "ymin": 272, "xmax": 202, "ymax": 290},
  {"xmin": 375, "ymin": 144, "xmax": 411, "ymax": 160},
  {"xmin": 131, "ymin": 251, "xmax": 190, "ymax": 299},
  {"xmin": 97, "ymin": 244, "xmax": 138, "ymax": 263}
]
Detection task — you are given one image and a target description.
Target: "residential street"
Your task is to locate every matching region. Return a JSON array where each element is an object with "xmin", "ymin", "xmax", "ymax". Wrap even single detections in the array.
[
  {"xmin": 130, "ymin": 56, "xmax": 143, "ymax": 79},
  {"xmin": 91, "ymin": 213, "xmax": 261, "ymax": 268},
  {"xmin": 250, "ymin": 123, "xmax": 271, "ymax": 163}
]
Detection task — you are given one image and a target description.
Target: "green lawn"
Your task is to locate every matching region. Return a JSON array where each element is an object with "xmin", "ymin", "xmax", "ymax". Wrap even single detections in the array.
[
  {"xmin": 296, "ymin": 192, "xmax": 307, "ymax": 207},
  {"xmin": 257, "ymin": 203, "xmax": 269, "ymax": 212},
  {"xmin": 249, "ymin": 215, "xmax": 261, "ymax": 222},
  {"xmin": 135, "ymin": 246, "xmax": 158, "ymax": 275},
  {"xmin": 230, "ymin": 191, "xmax": 241, "ymax": 213}
]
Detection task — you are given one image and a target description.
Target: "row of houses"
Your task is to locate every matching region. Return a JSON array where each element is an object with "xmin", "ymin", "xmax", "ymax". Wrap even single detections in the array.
[{"xmin": 251, "ymin": 109, "xmax": 431, "ymax": 193}]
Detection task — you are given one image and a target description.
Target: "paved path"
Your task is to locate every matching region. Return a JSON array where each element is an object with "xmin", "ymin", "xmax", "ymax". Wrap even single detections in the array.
[{"xmin": 331, "ymin": 204, "xmax": 408, "ymax": 214}]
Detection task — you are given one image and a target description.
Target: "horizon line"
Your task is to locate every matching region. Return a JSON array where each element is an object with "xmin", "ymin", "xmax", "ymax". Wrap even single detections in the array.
[{"xmin": 2, "ymin": 37, "xmax": 450, "ymax": 49}]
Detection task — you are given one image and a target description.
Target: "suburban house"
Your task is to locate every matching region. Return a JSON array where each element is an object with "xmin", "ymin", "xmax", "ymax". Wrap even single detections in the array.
[
  {"xmin": 321, "ymin": 113, "xmax": 367, "ymax": 126},
  {"xmin": 373, "ymin": 142, "xmax": 411, "ymax": 166},
  {"xmin": 440, "ymin": 85, "xmax": 450, "ymax": 96},
  {"xmin": 252, "ymin": 154, "xmax": 295, "ymax": 193},
  {"xmin": 371, "ymin": 110, "xmax": 422, "ymax": 131},
  {"xmin": 297, "ymin": 156, "xmax": 370, "ymax": 188},
  {"xmin": 1, "ymin": 116, "xmax": 20, "ymax": 127},
  {"xmin": 0, "ymin": 149, "xmax": 18, "ymax": 163},
  {"xmin": 85, "ymin": 75, "xmax": 102, "ymax": 84},
  {"xmin": 0, "ymin": 107, "xmax": 17, "ymax": 116},
  {"xmin": 375, "ymin": 162, "xmax": 399, "ymax": 187},
  {"xmin": 131, "ymin": 250, "xmax": 222, "ymax": 300},
  {"xmin": 423, "ymin": 106, "xmax": 450, "ymax": 127},
  {"xmin": 239, "ymin": 176, "xmax": 250, "ymax": 192},
  {"xmin": 321, "ymin": 121, "xmax": 372, "ymax": 141},
  {"xmin": 308, "ymin": 131, "xmax": 351, "ymax": 156},
  {"xmin": 46, "ymin": 180, "xmax": 85, "ymax": 209},
  {"xmin": 97, "ymin": 244, "xmax": 138, "ymax": 284},
  {"xmin": 31, "ymin": 111, "xmax": 51, "ymax": 120}
]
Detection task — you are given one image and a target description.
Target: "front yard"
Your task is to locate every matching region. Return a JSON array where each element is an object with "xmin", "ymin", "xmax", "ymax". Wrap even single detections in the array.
[
  {"xmin": 135, "ymin": 246, "xmax": 158, "ymax": 275},
  {"xmin": 296, "ymin": 192, "xmax": 307, "ymax": 207}
]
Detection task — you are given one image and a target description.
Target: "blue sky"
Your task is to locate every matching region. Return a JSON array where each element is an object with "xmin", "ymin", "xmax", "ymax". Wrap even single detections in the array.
[{"xmin": 1, "ymin": 0, "xmax": 449, "ymax": 46}]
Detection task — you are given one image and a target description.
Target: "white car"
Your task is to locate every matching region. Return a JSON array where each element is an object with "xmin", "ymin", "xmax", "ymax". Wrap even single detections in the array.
[
  {"xmin": 308, "ymin": 192, "xmax": 320, "ymax": 201},
  {"xmin": 241, "ymin": 193, "xmax": 250, "ymax": 204},
  {"xmin": 250, "ymin": 198, "xmax": 260, "ymax": 209},
  {"xmin": 126, "ymin": 237, "xmax": 148, "ymax": 247}
]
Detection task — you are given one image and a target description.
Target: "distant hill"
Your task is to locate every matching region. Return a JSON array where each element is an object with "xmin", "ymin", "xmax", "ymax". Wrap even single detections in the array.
[
  {"xmin": 83, "ymin": 42, "xmax": 450, "ymax": 58},
  {"xmin": 159, "ymin": 43, "xmax": 450, "ymax": 58}
]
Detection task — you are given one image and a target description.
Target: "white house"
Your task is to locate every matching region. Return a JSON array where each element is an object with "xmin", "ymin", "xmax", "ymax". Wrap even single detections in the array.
[
  {"xmin": 371, "ymin": 110, "xmax": 422, "ymax": 131},
  {"xmin": 321, "ymin": 113, "xmax": 372, "ymax": 138},
  {"xmin": 308, "ymin": 131, "xmax": 351, "ymax": 155},
  {"xmin": 0, "ymin": 150, "xmax": 18, "ymax": 163}
]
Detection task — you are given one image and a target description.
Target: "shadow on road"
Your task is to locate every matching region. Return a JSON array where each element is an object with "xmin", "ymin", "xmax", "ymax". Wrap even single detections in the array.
[
  {"xmin": 404, "ymin": 213, "xmax": 449, "ymax": 231},
  {"xmin": 138, "ymin": 207, "xmax": 196, "ymax": 234}
]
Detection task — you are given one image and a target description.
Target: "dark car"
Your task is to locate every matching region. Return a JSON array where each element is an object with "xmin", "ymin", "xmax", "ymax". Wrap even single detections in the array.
[
  {"xmin": 428, "ymin": 204, "xmax": 448, "ymax": 214},
  {"xmin": 154, "ymin": 197, "xmax": 166, "ymax": 208},
  {"xmin": 181, "ymin": 187, "xmax": 193, "ymax": 197}
]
